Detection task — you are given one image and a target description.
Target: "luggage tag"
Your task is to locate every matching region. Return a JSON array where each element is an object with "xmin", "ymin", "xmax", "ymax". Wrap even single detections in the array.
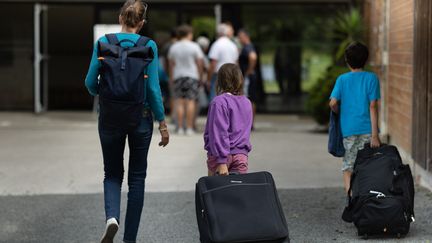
[{"xmin": 369, "ymin": 190, "xmax": 386, "ymax": 198}]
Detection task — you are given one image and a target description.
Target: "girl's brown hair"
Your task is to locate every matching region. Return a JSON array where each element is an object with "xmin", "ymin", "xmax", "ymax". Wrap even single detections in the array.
[
  {"xmin": 120, "ymin": 0, "xmax": 148, "ymax": 28},
  {"xmin": 216, "ymin": 63, "xmax": 244, "ymax": 95}
]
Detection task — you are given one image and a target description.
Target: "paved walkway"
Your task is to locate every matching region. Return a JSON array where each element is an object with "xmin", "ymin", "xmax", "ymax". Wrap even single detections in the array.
[{"xmin": 0, "ymin": 112, "xmax": 431, "ymax": 242}]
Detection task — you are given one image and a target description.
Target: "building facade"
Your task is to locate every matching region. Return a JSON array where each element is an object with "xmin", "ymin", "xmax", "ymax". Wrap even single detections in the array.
[
  {"xmin": 0, "ymin": 0, "xmax": 349, "ymax": 112},
  {"xmin": 365, "ymin": 0, "xmax": 432, "ymax": 189}
]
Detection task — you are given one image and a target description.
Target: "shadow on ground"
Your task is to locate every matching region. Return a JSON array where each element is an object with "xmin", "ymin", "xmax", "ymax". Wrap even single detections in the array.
[{"xmin": 1, "ymin": 188, "xmax": 431, "ymax": 243}]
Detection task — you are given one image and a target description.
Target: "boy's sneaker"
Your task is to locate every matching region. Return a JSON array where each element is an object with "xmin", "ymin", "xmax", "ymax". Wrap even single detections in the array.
[
  {"xmin": 186, "ymin": 128, "xmax": 195, "ymax": 136},
  {"xmin": 100, "ymin": 218, "xmax": 118, "ymax": 243}
]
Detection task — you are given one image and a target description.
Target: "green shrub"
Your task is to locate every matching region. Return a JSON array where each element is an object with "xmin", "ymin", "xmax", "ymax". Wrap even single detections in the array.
[
  {"xmin": 305, "ymin": 7, "xmax": 365, "ymax": 125},
  {"xmin": 334, "ymin": 8, "xmax": 365, "ymax": 60},
  {"xmin": 305, "ymin": 65, "xmax": 348, "ymax": 125}
]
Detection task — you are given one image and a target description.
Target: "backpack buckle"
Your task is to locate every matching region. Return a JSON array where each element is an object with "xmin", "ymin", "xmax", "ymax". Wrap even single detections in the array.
[{"xmin": 121, "ymin": 51, "xmax": 128, "ymax": 70}]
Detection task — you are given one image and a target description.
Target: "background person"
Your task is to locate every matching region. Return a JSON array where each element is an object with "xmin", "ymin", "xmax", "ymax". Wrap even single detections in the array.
[
  {"xmin": 160, "ymin": 28, "xmax": 177, "ymax": 124},
  {"xmin": 207, "ymin": 23, "xmax": 239, "ymax": 101},
  {"xmin": 196, "ymin": 36, "xmax": 210, "ymax": 79},
  {"xmin": 238, "ymin": 29, "xmax": 258, "ymax": 129},
  {"xmin": 195, "ymin": 35, "xmax": 211, "ymax": 121},
  {"xmin": 168, "ymin": 25, "xmax": 204, "ymax": 135},
  {"xmin": 84, "ymin": 1, "xmax": 169, "ymax": 242}
]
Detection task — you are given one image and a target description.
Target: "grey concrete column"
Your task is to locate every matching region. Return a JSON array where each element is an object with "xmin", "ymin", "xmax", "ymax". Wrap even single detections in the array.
[{"xmin": 34, "ymin": 3, "xmax": 42, "ymax": 113}]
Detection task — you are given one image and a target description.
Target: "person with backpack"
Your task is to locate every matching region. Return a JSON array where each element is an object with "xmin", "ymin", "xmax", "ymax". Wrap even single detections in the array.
[
  {"xmin": 84, "ymin": 1, "xmax": 169, "ymax": 242},
  {"xmin": 329, "ymin": 42, "xmax": 381, "ymax": 193}
]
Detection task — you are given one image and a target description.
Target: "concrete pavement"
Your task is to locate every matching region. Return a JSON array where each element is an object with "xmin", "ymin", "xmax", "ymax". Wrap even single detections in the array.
[
  {"xmin": 0, "ymin": 112, "xmax": 431, "ymax": 242},
  {"xmin": 1, "ymin": 189, "xmax": 431, "ymax": 243},
  {"xmin": 0, "ymin": 112, "xmax": 340, "ymax": 195}
]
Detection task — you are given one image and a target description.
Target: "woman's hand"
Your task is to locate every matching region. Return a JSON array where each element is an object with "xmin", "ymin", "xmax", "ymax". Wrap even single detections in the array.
[
  {"xmin": 216, "ymin": 164, "xmax": 229, "ymax": 176},
  {"xmin": 158, "ymin": 120, "xmax": 169, "ymax": 147}
]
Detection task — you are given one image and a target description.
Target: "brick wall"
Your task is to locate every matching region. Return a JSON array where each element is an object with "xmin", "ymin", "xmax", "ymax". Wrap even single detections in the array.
[
  {"xmin": 365, "ymin": 0, "xmax": 387, "ymax": 137},
  {"xmin": 365, "ymin": 0, "xmax": 385, "ymax": 76},
  {"xmin": 366, "ymin": 0, "xmax": 414, "ymax": 153},
  {"xmin": 387, "ymin": 0, "xmax": 414, "ymax": 153}
]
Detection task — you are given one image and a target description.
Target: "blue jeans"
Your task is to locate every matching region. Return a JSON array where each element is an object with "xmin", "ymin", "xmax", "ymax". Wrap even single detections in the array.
[{"xmin": 98, "ymin": 110, "xmax": 153, "ymax": 243}]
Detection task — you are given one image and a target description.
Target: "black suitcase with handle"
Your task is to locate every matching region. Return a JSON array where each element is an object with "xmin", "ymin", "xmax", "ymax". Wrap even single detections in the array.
[{"xmin": 195, "ymin": 171, "xmax": 289, "ymax": 243}]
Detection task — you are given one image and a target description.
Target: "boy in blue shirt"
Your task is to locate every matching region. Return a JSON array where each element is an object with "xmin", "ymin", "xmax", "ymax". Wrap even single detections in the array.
[{"xmin": 329, "ymin": 42, "xmax": 381, "ymax": 193}]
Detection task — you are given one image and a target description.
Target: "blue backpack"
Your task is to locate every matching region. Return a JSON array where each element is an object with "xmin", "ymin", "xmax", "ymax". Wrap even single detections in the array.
[{"xmin": 97, "ymin": 34, "xmax": 153, "ymax": 129}]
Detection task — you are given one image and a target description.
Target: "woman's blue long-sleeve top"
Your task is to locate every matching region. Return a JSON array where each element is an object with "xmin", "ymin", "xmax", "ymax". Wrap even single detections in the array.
[{"xmin": 84, "ymin": 33, "xmax": 165, "ymax": 122}]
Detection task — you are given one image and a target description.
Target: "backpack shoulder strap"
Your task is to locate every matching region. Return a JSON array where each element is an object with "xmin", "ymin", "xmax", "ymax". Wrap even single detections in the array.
[
  {"xmin": 105, "ymin": 34, "xmax": 119, "ymax": 45},
  {"xmin": 136, "ymin": 36, "xmax": 151, "ymax": 47}
]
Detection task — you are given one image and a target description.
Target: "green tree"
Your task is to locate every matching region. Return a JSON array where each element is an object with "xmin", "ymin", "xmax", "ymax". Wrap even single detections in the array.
[
  {"xmin": 305, "ymin": 66, "xmax": 348, "ymax": 125},
  {"xmin": 306, "ymin": 7, "xmax": 365, "ymax": 125},
  {"xmin": 334, "ymin": 8, "xmax": 365, "ymax": 60}
]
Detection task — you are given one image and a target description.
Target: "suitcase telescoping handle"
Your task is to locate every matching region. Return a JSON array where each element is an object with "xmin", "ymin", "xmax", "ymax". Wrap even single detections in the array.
[
  {"xmin": 363, "ymin": 143, "xmax": 387, "ymax": 151},
  {"xmin": 215, "ymin": 172, "xmax": 239, "ymax": 176},
  {"xmin": 359, "ymin": 143, "xmax": 387, "ymax": 159}
]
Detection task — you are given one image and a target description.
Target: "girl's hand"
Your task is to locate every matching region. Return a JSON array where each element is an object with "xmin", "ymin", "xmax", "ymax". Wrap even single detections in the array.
[
  {"xmin": 216, "ymin": 164, "xmax": 229, "ymax": 176},
  {"xmin": 158, "ymin": 121, "xmax": 169, "ymax": 147},
  {"xmin": 370, "ymin": 135, "xmax": 381, "ymax": 148}
]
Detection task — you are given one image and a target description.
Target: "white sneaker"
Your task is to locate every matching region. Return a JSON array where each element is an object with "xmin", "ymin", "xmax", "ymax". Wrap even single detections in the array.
[
  {"xmin": 100, "ymin": 218, "xmax": 119, "ymax": 243},
  {"xmin": 186, "ymin": 128, "xmax": 195, "ymax": 136},
  {"xmin": 176, "ymin": 128, "xmax": 185, "ymax": 135}
]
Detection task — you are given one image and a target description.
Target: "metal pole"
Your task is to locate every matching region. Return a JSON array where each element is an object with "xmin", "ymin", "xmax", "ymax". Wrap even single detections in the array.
[
  {"xmin": 215, "ymin": 4, "xmax": 222, "ymax": 27},
  {"xmin": 34, "ymin": 3, "xmax": 42, "ymax": 113},
  {"xmin": 42, "ymin": 5, "xmax": 48, "ymax": 111},
  {"xmin": 381, "ymin": 0, "xmax": 390, "ymax": 135}
]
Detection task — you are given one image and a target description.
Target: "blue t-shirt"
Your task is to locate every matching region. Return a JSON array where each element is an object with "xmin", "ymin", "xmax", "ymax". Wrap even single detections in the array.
[
  {"xmin": 330, "ymin": 71, "xmax": 381, "ymax": 137},
  {"xmin": 84, "ymin": 33, "xmax": 165, "ymax": 122}
]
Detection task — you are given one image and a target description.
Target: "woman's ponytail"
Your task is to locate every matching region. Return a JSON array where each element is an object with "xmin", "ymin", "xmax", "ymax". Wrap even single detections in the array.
[{"xmin": 120, "ymin": 0, "xmax": 147, "ymax": 28}]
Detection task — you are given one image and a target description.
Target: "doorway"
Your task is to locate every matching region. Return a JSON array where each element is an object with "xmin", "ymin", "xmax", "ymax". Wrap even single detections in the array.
[{"xmin": 45, "ymin": 5, "xmax": 94, "ymax": 110}]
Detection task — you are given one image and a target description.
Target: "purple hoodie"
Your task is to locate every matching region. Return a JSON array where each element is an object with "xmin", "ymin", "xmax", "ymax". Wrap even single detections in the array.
[{"xmin": 204, "ymin": 93, "xmax": 253, "ymax": 164}]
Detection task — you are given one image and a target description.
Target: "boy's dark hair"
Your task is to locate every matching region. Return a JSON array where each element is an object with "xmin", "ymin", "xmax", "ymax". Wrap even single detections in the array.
[
  {"xmin": 176, "ymin": 25, "xmax": 193, "ymax": 39},
  {"xmin": 217, "ymin": 64, "xmax": 244, "ymax": 95},
  {"xmin": 344, "ymin": 42, "xmax": 369, "ymax": 69}
]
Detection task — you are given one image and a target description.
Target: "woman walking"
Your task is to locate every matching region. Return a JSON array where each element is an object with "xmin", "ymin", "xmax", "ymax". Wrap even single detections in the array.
[{"xmin": 85, "ymin": 1, "xmax": 169, "ymax": 242}]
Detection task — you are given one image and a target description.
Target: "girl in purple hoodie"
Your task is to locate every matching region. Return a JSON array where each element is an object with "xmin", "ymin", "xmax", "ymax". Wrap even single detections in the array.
[{"xmin": 204, "ymin": 63, "xmax": 253, "ymax": 176}]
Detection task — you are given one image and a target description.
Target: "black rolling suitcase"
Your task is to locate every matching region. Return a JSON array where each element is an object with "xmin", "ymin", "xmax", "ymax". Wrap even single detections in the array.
[
  {"xmin": 342, "ymin": 144, "xmax": 415, "ymax": 239},
  {"xmin": 195, "ymin": 171, "xmax": 289, "ymax": 243}
]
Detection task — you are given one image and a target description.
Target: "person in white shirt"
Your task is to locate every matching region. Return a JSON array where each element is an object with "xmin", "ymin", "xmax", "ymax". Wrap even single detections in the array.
[
  {"xmin": 207, "ymin": 23, "xmax": 239, "ymax": 101},
  {"xmin": 168, "ymin": 25, "xmax": 204, "ymax": 135},
  {"xmin": 196, "ymin": 36, "xmax": 211, "ymax": 113}
]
